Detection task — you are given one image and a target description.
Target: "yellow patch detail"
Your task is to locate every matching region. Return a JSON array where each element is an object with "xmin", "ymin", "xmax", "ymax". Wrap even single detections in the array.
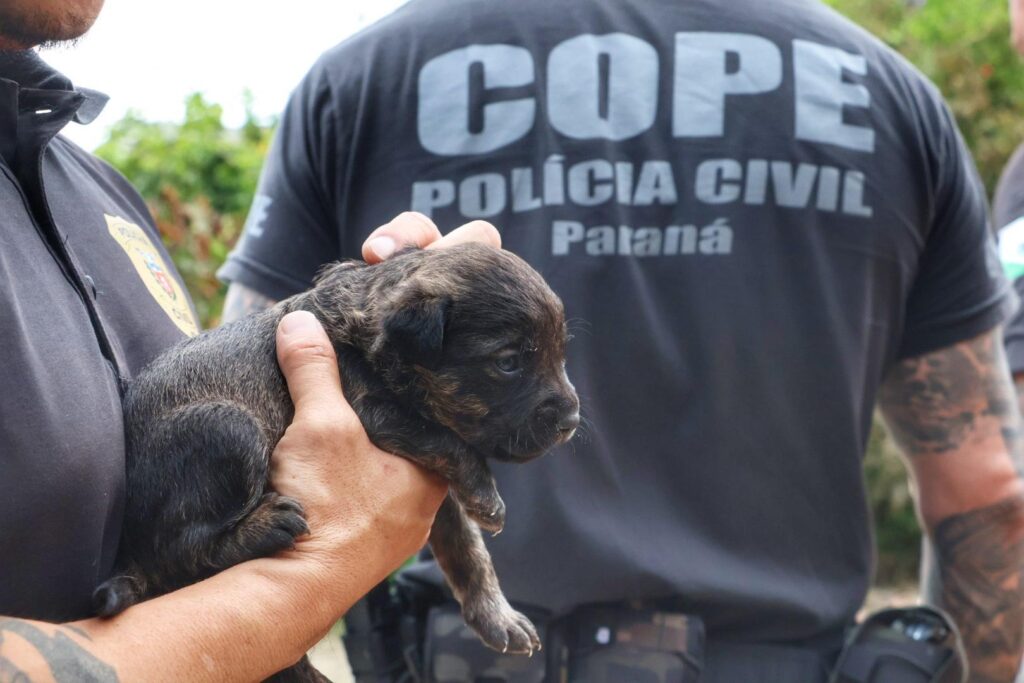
[{"xmin": 105, "ymin": 214, "xmax": 199, "ymax": 337}]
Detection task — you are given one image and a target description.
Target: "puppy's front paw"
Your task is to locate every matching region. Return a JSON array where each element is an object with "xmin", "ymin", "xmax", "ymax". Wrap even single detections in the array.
[
  {"xmin": 460, "ymin": 490, "xmax": 506, "ymax": 534},
  {"xmin": 464, "ymin": 599, "xmax": 541, "ymax": 656}
]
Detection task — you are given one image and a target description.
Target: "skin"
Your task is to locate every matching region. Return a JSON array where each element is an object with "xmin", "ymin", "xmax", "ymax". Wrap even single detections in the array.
[
  {"xmin": 879, "ymin": 330, "xmax": 1024, "ymax": 682},
  {"xmin": 0, "ymin": 0, "xmax": 105, "ymax": 49},
  {"xmin": 0, "ymin": 213, "xmax": 505, "ymax": 680},
  {"xmin": 251, "ymin": 215, "xmax": 1024, "ymax": 678},
  {"xmin": 222, "ymin": 213, "xmax": 501, "ymax": 323},
  {"xmin": 1015, "ymin": 375, "xmax": 1024, "ymax": 427},
  {"xmin": 1013, "ymin": 0, "xmax": 1024, "ymax": 56}
]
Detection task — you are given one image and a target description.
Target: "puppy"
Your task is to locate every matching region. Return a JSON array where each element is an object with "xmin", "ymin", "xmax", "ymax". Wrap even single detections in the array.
[{"xmin": 93, "ymin": 243, "xmax": 580, "ymax": 679}]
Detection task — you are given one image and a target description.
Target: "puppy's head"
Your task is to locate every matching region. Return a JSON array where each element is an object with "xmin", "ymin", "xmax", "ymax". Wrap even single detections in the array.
[{"xmin": 373, "ymin": 243, "xmax": 579, "ymax": 462}]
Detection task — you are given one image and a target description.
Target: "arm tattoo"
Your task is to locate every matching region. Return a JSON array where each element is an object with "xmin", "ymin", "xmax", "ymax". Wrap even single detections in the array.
[
  {"xmin": 880, "ymin": 331, "xmax": 1024, "ymax": 681},
  {"xmin": 221, "ymin": 283, "xmax": 277, "ymax": 324},
  {"xmin": 878, "ymin": 332, "xmax": 1023, "ymax": 468},
  {"xmin": 0, "ymin": 620, "xmax": 118, "ymax": 683},
  {"xmin": 930, "ymin": 497, "xmax": 1024, "ymax": 683}
]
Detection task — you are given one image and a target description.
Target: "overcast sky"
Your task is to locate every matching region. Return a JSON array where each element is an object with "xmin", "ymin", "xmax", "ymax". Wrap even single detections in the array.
[{"xmin": 43, "ymin": 0, "xmax": 407, "ymax": 150}]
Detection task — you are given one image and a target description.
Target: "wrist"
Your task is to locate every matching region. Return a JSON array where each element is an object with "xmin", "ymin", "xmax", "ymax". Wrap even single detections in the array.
[{"xmin": 277, "ymin": 519, "xmax": 404, "ymax": 620}]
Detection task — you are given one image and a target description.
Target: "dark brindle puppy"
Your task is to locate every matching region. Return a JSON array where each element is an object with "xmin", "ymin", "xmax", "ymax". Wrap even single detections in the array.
[{"xmin": 93, "ymin": 243, "xmax": 579, "ymax": 679}]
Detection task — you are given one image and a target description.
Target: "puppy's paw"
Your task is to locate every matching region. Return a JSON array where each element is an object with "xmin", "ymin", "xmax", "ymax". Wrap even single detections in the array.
[
  {"xmin": 460, "ymin": 490, "xmax": 506, "ymax": 534},
  {"xmin": 261, "ymin": 493, "xmax": 310, "ymax": 544},
  {"xmin": 464, "ymin": 599, "xmax": 541, "ymax": 656},
  {"xmin": 93, "ymin": 574, "xmax": 145, "ymax": 617},
  {"xmin": 226, "ymin": 493, "xmax": 309, "ymax": 562}
]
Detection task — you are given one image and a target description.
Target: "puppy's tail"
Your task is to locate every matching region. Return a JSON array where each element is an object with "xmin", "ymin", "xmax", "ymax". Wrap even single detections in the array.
[{"xmin": 92, "ymin": 572, "xmax": 147, "ymax": 617}]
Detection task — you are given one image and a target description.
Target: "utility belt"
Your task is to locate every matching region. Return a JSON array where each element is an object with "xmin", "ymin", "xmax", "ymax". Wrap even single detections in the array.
[{"xmin": 343, "ymin": 586, "xmax": 965, "ymax": 683}]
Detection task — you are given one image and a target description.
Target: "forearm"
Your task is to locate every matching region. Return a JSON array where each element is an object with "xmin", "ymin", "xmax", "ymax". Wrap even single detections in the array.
[
  {"xmin": 1, "ymin": 551, "xmax": 372, "ymax": 682},
  {"xmin": 880, "ymin": 330, "xmax": 1024, "ymax": 681},
  {"xmin": 924, "ymin": 495, "xmax": 1024, "ymax": 683},
  {"xmin": 222, "ymin": 283, "xmax": 277, "ymax": 324}
]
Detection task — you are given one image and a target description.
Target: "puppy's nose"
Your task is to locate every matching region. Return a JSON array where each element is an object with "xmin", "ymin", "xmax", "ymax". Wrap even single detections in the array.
[{"xmin": 558, "ymin": 412, "xmax": 580, "ymax": 434}]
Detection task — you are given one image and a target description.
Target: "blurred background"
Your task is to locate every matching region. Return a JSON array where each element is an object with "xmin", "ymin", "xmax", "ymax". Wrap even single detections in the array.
[{"xmin": 43, "ymin": 0, "xmax": 1024, "ymax": 595}]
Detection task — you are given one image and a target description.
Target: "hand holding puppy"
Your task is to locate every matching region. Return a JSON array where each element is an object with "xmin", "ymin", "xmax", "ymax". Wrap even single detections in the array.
[
  {"xmin": 98, "ymin": 211, "xmax": 566, "ymax": 675},
  {"xmin": 272, "ymin": 311, "xmax": 447, "ymax": 589},
  {"xmin": 271, "ymin": 212, "xmax": 501, "ymax": 592}
]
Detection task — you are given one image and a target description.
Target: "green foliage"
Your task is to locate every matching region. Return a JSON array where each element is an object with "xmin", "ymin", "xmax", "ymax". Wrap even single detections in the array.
[
  {"xmin": 827, "ymin": 0, "xmax": 1024, "ymax": 585},
  {"xmin": 827, "ymin": 0, "xmax": 1024, "ymax": 193},
  {"xmin": 864, "ymin": 416, "xmax": 920, "ymax": 584},
  {"xmin": 95, "ymin": 93, "xmax": 274, "ymax": 326}
]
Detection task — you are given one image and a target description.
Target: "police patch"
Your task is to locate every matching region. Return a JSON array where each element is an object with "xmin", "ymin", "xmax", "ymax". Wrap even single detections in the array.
[{"xmin": 105, "ymin": 214, "xmax": 199, "ymax": 337}]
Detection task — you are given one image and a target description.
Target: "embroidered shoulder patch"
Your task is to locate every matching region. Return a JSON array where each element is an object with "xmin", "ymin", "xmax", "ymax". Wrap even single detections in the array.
[{"xmin": 105, "ymin": 214, "xmax": 199, "ymax": 337}]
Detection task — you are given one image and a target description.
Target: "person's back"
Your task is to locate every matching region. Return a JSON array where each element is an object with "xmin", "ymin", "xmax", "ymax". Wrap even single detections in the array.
[{"xmin": 220, "ymin": 0, "xmax": 1015, "ymax": 678}]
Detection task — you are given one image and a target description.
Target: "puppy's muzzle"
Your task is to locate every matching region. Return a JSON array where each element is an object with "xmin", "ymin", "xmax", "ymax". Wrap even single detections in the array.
[
  {"xmin": 556, "ymin": 411, "xmax": 581, "ymax": 443},
  {"xmin": 533, "ymin": 392, "xmax": 581, "ymax": 446}
]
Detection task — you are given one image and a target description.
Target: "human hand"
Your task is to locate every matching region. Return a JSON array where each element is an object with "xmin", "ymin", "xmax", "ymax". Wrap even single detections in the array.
[
  {"xmin": 362, "ymin": 212, "xmax": 501, "ymax": 263},
  {"xmin": 270, "ymin": 311, "xmax": 448, "ymax": 588}
]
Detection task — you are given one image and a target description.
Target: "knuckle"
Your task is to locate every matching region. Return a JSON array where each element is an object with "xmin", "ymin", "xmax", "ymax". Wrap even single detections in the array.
[
  {"xmin": 465, "ymin": 220, "xmax": 502, "ymax": 247},
  {"xmin": 309, "ymin": 409, "xmax": 365, "ymax": 446},
  {"xmin": 399, "ymin": 211, "xmax": 440, "ymax": 235},
  {"xmin": 294, "ymin": 410, "xmax": 343, "ymax": 441},
  {"xmin": 337, "ymin": 410, "xmax": 367, "ymax": 437},
  {"xmin": 281, "ymin": 338, "xmax": 335, "ymax": 366}
]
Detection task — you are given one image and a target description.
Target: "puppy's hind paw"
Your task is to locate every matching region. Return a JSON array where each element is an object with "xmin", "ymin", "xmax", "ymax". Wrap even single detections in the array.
[
  {"xmin": 465, "ymin": 602, "xmax": 541, "ymax": 656},
  {"xmin": 92, "ymin": 574, "xmax": 145, "ymax": 617},
  {"xmin": 214, "ymin": 493, "xmax": 309, "ymax": 567},
  {"xmin": 255, "ymin": 493, "xmax": 310, "ymax": 550}
]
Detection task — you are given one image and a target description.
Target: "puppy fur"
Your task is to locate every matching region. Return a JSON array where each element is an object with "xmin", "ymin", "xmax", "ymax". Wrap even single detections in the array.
[{"xmin": 93, "ymin": 243, "xmax": 580, "ymax": 680}]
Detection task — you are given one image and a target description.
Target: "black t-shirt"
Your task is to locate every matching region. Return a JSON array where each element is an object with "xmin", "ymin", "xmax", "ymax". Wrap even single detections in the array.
[
  {"xmin": 0, "ymin": 52, "xmax": 198, "ymax": 621},
  {"xmin": 993, "ymin": 143, "xmax": 1024, "ymax": 374},
  {"xmin": 220, "ymin": 0, "xmax": 1013, "ymax": 642}
]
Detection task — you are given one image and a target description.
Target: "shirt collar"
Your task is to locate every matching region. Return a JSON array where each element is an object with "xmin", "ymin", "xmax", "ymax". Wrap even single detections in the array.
[{"xmin": 0, "ymin": 50, "xmax": 108, "ymax": 169}]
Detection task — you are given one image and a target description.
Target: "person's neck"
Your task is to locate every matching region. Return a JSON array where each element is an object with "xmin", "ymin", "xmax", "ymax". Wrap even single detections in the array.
[{"xmin": 0, "ymin": 37, "xmax": 34, "ymax": 52}]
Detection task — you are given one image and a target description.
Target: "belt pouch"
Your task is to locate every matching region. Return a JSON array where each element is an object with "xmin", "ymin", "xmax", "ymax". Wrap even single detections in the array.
[
  {"xmin": 563, "ymin": 607, "xmax": 704, "ymax": 683},
  {"xmin": 423, "ymin": 603, "xmax": 547, "ymax": 683}
]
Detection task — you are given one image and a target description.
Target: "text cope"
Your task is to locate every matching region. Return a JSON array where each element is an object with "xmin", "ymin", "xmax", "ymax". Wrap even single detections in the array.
[{"xmin": 417, "ymin": 32, "xmax": 875, "ymax": 156}]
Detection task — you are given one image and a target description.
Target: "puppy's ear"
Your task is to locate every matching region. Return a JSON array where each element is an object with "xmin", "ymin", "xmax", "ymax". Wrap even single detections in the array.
[{"xmin": 383, "ymin": 296, "xmax": 450, "ymax": 369}]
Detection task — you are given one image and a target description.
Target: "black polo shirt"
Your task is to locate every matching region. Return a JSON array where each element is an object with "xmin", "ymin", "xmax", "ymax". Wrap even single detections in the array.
[
  {"xmin": 221, "ymin": 0, "xmax": 1014, "ymax": 644},
  {"xmin": 0, "ymin": 51, "xmax": 198, "ymax": 621}
]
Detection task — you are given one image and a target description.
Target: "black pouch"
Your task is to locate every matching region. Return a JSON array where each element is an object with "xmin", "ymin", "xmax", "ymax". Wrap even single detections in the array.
[
  {"xmin": 422, "ymin": 603, "xmax": 548, "ymax": 683},
  {"xmin": 561, "ymin": 606, "xmax": 705, "ymax": 683},
  {"xmin": 829, "ymin": 607, "xmax": 966, "ymax": 683}
]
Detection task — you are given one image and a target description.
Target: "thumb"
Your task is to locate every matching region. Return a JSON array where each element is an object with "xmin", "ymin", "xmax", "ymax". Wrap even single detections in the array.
[
  {"xmin": 276, "ymin": 311, "xmax": 347, "ymax": 414},
  {"xmin": 362, "ymin": 212, "xmax": 442, "ymax": 264}
]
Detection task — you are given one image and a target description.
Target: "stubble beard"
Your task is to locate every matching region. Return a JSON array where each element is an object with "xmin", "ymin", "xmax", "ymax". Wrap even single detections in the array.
[{"xmin": 0, "ymin": 1, "xmax": 104, "ymax": 50}]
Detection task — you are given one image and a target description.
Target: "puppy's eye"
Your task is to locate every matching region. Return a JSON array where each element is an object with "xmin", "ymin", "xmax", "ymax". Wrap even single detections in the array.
[{"xmin": 495, "ymin": 353, "xmax": 521, "ymax": 374}]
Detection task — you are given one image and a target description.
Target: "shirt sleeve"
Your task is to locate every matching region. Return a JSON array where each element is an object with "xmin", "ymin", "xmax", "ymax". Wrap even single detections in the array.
[
  {"xmin": 895, "ymin": 99, "xmax": 1017, "ymax": 360},
  {"xmin": 217, "ymin": 58, "xmax": 344, "ymax": 300}
]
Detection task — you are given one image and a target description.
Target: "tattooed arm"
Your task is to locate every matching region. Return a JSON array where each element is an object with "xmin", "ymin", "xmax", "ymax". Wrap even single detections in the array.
[
  {"xmin": 0, "ymin": 542, "xmax": 430, "ymax": 683},
  {"xmin": 878, "ymin": 329, "xmax": 1024, "ymax": 683},
  {"xmin": 0, "ymin": 311, "xmax": 445, "ymax": 683},
  {"xmin": 221, "ymin": 282, "xmax": 277, "ymax": 324}
]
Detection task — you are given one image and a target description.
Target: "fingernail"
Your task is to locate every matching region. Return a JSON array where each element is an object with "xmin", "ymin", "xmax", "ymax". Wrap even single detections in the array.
[
  {"xmin": 280, "ymin": 311, "xmax": 320, "ymax": 336},
  {"xmin": 368, "ymin": 236, "xmax": 396, "ymax": 261}
]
